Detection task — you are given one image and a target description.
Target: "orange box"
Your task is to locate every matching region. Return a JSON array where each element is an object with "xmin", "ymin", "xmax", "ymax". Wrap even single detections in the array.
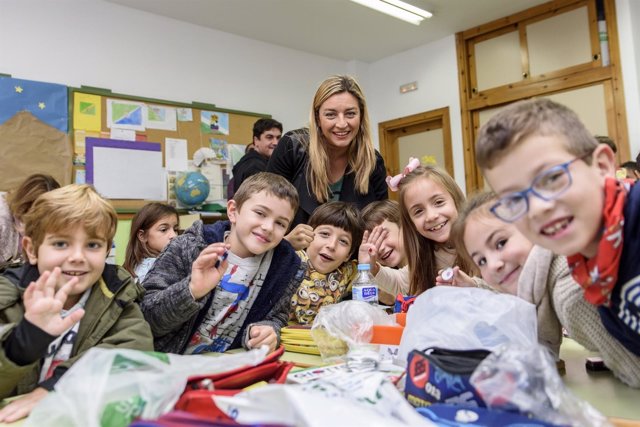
[
  {"xmin": 371, "ymin": 322, "xmax": 405, "ymax": 363},
  {"xmin": 371, "ymin": 323, "xmax": 405, "ymax": 345}
]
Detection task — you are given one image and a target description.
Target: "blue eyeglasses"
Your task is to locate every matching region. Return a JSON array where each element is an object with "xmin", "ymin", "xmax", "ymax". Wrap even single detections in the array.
[{"xmin": 490, "ymin": 154, "xmax": 590, "ymax": 223}]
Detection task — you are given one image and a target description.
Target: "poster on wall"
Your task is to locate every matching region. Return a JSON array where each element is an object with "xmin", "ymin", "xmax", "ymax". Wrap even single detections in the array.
[
  {"xmin": 106, "ymin": 98, "xmax": 146, "ymax": 131},
  {"xmin": 73, "ymin": 92, "xmax": 102, "ymax": 132},
  {"xmin": 0, "ymin": 76, "xmax": 68, "ymax": 132},
  {"xmin": 0, "ymin": 77, "xmax": 71, "ymax": 190},
  {"xmin": 147, "ymin": 104, "xmax": 177, "ymax": 131},
  {"xmin": 200, "ymin": 111, "xmax": 229, "ymax": 135}
]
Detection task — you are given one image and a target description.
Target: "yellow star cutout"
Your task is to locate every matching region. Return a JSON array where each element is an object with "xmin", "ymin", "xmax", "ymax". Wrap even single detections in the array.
[
  {"xmin": 15, "ymin": 86, "xmax": 23, "ymax": 93},
  {"xmin": 38, "ymin": 102, "xmax": 46, "ymax": 110}
]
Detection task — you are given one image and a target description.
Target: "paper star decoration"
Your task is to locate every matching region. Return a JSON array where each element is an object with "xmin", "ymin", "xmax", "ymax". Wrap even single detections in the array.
[
  {"xmin": 15, "ymin": 86, "xmax": 23, "ymax": 93},
  {"xmin": 38, "ymin": 102, "xmax": 46, "ymax": 110}
]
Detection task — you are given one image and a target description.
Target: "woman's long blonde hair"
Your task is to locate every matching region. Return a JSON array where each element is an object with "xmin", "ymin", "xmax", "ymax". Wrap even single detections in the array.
[
  {"xmin": 398, "ymin": 166, "xmax": 474, "ymax": 295},
  {"xmin": 307, "ymin": 75, "xmax": 376, "ymax": 203}
]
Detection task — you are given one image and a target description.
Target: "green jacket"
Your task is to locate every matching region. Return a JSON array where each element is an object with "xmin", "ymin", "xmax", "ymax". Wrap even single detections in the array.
[{"xmin": 0, "ymin": 263, "xmax": 154, "ymax": 398}]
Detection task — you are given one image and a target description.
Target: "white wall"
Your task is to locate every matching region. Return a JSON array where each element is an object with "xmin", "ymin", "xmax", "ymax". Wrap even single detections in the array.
[
  {"xmin": 1, "ymin": 0, "xmax": 638, "ymax": 183},
  {"xmin": 0, "ymin": 0, "xmax": 346, "ymax": 132},
  {"xmin": 366, "ymin": 36, "xmax": 465, "ymax": 191},
  {"xmin": 616, "ymin": 0, "xmax": 640, "ymax": 160}
]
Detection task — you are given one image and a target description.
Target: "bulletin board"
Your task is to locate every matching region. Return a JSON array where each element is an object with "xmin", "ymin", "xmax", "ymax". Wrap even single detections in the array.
[{"xmin": 70, "ymin": 86, "xmax": 269, "ymax": 210}]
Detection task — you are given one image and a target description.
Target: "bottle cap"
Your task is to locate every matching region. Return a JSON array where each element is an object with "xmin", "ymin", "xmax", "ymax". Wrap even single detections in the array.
[{"xmin": 357, "ymin": 263, "xmax": 371, "ymax": 271}]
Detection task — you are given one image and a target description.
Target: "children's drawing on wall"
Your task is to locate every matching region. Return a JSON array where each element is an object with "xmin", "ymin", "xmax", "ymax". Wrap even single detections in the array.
[
  {"xmin": 210, "ymin": 138, "xmax": 229, "ymax": 161},
  {"xmin": 147, "ymin": 104, "xmax": 177, "ymax": 131},
  {"xmin": 0, "ymin": 76, "xmax": 72, "ymax": 190},
  {"xmin": 106, "ymin": 99, "xmax": 146, "ymax": 131},
  {"xmin": 200, "ymin": 110, "xmax": 229, "ymax": 135},
  {"xmin": 73, "ymin": 92, "xmax": 101, "ymax": 132},
  {"xmin": 177, "ymin": 107, "xmax": 193, "ymax": 122},
  {"xmin": 0, "ymin": 76, "xmax": 68, "ymax": 132}
]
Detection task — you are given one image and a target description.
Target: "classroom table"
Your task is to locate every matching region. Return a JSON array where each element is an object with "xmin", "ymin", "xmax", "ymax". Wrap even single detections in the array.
[
  {"xmin": 1, "ymin": 338, "xmax": 639, "ymax": 426},
  {"xmin": 558, "ymin": 338, "xmax": 640, "ymax": 422},
  {"xmin": 279, "ymin": 338, "xmax": 640, "ymax": 425}
]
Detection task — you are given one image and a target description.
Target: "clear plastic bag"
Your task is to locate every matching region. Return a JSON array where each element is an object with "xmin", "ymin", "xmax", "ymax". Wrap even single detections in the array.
[
  {"xmin": 311, "ymin": 300, "xmax": 394, "ymax": 361},
  {"xmin": 24, "ymin": 346, "xmax": 269, "ymax": 427},
  {"xmin": 398, "ymin": 287, "xmax": 538, "ymax": 366},
  {"xmin": 470, "ymin": 344, "xmax": 612, "ymax": 427}
]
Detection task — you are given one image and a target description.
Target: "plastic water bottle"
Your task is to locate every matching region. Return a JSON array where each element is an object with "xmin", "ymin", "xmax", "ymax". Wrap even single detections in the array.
[{"xmin": 352, "ymin": 263, "xmax": 378, "ymax": 305}]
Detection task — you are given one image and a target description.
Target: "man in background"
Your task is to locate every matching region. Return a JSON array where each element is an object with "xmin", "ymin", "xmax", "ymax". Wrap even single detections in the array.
[{"xmin": 231, "ymin": 118, "xmax": 282, "ymax": 196}]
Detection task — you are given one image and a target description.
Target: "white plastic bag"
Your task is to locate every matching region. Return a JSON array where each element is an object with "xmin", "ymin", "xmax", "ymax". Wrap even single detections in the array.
[
  {"xmin": 398, "ymin": 287, "xmax": 538, "ymax": 366},
  {"xmin": 24, "ymin": 346, "xmax": 268, "ymax": 427},
  {"xmin": 213, "ymin": 373, "xmax": 436, "ymax": 427}
]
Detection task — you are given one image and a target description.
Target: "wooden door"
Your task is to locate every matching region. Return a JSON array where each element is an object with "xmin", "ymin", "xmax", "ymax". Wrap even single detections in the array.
[{"xmin": 379, "ymin": 108, "xmax": 453, "ymax": 201}]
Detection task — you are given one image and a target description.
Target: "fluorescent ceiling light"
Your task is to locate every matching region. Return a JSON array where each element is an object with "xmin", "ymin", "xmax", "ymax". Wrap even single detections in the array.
[{"xmin": 349, "ymin": 0, "xmax": 432, "ymax": 26}]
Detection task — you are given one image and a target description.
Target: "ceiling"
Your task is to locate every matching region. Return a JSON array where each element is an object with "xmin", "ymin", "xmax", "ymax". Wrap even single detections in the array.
[{"xmin": 104, "ymin": 0, "xmax": 550, "ymax": 62}]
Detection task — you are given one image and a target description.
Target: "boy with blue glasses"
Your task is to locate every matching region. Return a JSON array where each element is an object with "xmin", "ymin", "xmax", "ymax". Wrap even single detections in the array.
[{"xmin": 475, "ymin": 98, "xmax": 640, "ymax": 357}]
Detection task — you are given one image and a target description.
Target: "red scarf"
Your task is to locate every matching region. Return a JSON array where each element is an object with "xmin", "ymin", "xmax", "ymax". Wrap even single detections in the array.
[{"xmin": 567, "ymin": 177, "xmax": 628, "ymax": 306}]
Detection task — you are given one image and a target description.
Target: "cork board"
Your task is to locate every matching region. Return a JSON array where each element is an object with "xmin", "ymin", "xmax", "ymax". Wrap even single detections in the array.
[{"xmin": 70, "ymin": 87, "xmax": 269, "ymax": 210}]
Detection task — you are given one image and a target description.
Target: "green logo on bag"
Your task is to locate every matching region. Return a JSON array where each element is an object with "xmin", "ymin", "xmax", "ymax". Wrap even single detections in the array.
[
  {"xmin": 110, "ymin": 352, "xmax": 170, "ymax": 374},
  {"xmin": 100, "ymin": 395, "xmax": 146, "ymax": 427}
]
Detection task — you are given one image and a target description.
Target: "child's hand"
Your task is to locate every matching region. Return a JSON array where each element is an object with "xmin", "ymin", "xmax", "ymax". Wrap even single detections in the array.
[
  {"xmin": 358, "ymin": 227, "xmax": 389, "ymax": 273},
  {"xmin": 435, "ymin": 266, "xmax": 475, "ymax": 288},
  {"xmin": 247, "ymin": 324, "xmax": 277, "ymax": 353},
  {"xmin": 189, "ymin": 243, "xmax": 230, "ymax": 300},
  {"xmin": 23, "ymin": 267, "xmax": 85, "ymax": 336},
  {"xmin": 0, "ymin": 387, "xmax": 48, "ymax": 423},
  {"xmin": 285, "ymin": 224, "xmax": 314, "ymax": 251}
]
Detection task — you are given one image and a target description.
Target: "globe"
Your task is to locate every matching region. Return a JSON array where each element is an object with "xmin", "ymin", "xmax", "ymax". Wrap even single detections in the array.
[{"xmin": 175, "ymin": 171, "xmax": 210, "ymax": 207}]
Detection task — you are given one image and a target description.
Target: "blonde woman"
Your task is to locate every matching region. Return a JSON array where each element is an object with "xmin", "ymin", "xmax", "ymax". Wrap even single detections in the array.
[{"xmin": 267, "ymin": 75, "xmax": 388, "ymax": 250}]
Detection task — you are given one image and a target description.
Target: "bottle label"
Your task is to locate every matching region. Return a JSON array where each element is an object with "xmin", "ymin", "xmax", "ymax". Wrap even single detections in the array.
[{"xmin": 353, "ymin": 286, "xmax": 378, "ymax": 303}]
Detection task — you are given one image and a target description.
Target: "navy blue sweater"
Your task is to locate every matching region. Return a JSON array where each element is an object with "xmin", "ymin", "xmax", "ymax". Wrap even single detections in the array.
[{"xmin": 599, "ymin": 182, "xmax": 640, "ymax": 356}]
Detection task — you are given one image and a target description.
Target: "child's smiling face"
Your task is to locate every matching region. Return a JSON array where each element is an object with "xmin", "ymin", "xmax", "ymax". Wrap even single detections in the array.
[
  {"xmin": 463, "ymin": 212, "xmax": 533, "ymax": 295},
  {"xmin": 307, "ymin": 225, "xmax": 353, "ymax": 274},
  {"xmin": 403, "ymin": 177, "xmax": 458, "ymax": 244},
  {"xmin": 376, "ymin": 220, "xmax": 405, "ymax": 268},
  {"xmin": 484, "ymin": 134, "xmax": 615, "ymax": 257},
  {"xmin": 24, "ymin": 225, "xmax": 108, "ymax": 309},
  {"xmin": 227, "ymin": 191, "xmax": 294, "ymax": 258}
]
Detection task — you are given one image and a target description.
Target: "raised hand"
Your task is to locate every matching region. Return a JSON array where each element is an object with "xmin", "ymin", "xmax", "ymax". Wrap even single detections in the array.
[
  {"xmin": 435, "ymin": 266, "xmax": 475, "ymax": 288},
  {"xmin": 357, "ymin": 227, "xmax": 389, "ymax": 274},
  {"xmin": 284, "ymin": 224, "xmax": 314, "ymax": 251},
  {"xmin": 189, "ymin": 243, "xmax": 230, "ymax": 300},
  {"xmin": 23, "ymin": 267, "xmax": 85, "ymax": 336}
]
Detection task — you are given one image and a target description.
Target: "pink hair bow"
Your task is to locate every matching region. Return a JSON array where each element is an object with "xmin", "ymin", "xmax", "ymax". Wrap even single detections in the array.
[{"xmin": 385, "ymin": 157, "xmax": 420, "ymax": 191}]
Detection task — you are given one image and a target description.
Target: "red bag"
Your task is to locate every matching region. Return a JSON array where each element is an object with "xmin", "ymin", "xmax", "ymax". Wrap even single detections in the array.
[{"xmin": 174, "ymin": 346, "xmax": 293, "ymax": 423}]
